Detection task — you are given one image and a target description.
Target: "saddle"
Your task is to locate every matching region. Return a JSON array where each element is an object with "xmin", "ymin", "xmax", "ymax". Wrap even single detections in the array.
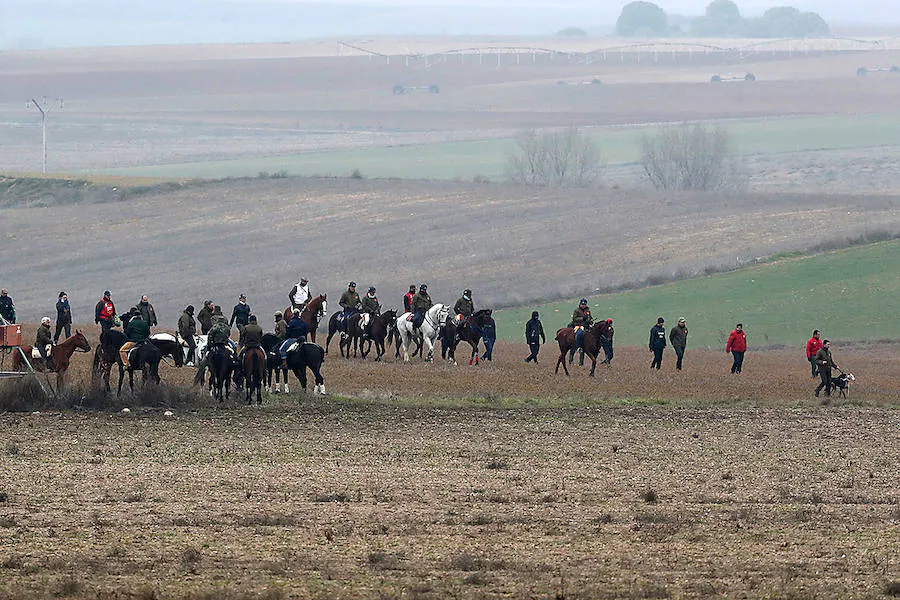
[{"xmin": 31, "ymin": 345, "xmax": 53, "ymax": 360}]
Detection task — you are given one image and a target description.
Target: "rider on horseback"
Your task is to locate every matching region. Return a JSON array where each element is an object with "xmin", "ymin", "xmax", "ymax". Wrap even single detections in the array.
[
  {"xmin": 238, "ymin": 314, "xmax": 264, "ymax": 363},
  {"xmin": 403, "ymin": 285, "xmax": 416, "ymax": 314},
  {"xmin": 360, "ymin": 287, "xmax": 381, "ymax": 338},
  {"xmin": 36, "ymin": 317, "xmax": 53, "ymax": 371},
  {"xmin": 280, "ymin": 309, "xmax": 310, "ymax": 359},
  {"xmin": 411, "ymin": 284, "xmax": 433, "ymax": 330},
  {"xmin": 208, "ymin": 306, "xmax": 231, "ymax": 348},
  {"xmin": 289, "ymin": 276, "xmax": 311, "ymax": 311},
  {"xmin": 570, "ymin": 298, "xmax": 593, "ymax": 366},
  {"xmin": 453, "ymin": 289, "xmax": 474, "ymax": 324},
  {"xmin": 120, "ymin": 309, "xmax": 150, "ymax": 368},
  {"xmin": 338, "ymin": 282, "xmax": 361, "ymax": 327}
]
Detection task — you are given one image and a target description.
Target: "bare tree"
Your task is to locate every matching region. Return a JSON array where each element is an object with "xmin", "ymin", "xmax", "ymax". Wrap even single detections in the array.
[
  {"xmin": 641, "ymin": 123, "xmax": 745, "ymax": 191},
  {"xmin": 506, "ymin": 128, "xmax": 603, "ymax": 187}
]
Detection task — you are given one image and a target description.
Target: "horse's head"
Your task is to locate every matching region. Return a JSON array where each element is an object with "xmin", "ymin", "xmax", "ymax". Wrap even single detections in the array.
[
  {"xmin": 434, "ymin": 304, "xmax": 451, "ymax": 324},
  {"xmin": 472, "ymin": 309, "xmax": 493, "ymax": 324},
  {"xmin": 73, "ymin": 330, "xmax": 92, "ymax": 353},
  {"xmin": 382, "ymin": 309, "xmax": 397, "ymax": 322}
]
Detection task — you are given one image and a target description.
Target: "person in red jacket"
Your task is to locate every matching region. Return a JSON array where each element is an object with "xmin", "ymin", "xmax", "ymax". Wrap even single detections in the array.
[
  {"xmin": 805, "ymin": 330, "xmax": 823, "ymax": 378},
  {"xmin": 726, "ymin": 323, "xmax": 747, "ymax": 374},
  {"xmin": 402, "ymin": 285, "xmax": 416, "ymax": 314}
]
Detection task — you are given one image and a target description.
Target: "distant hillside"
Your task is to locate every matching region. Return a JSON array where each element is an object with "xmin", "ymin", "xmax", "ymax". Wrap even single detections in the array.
[
  {"xmin": 2, "ymin": 175, "xmax": 900, "ymax": 329},
  {"xmin": 495, "ymin": 240, "xmax": 900, "ymax": 347}
]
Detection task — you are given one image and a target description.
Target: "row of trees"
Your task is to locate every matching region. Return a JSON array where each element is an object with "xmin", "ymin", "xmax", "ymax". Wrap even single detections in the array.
[
  {"xmin": 616, "ymin": 0, "xmax": 829, "ymax": 38},
  {"xmin": 506, "ymin": 124, "xmax": 744, "ymax": 191}
]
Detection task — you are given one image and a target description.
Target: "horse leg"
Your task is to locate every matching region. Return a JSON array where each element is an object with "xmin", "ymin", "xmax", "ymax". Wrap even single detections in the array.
[
  {"xmin": 589, "ymin": 355, "xmax": 597, "ymax": 377},
  {"xmin": 556, "ymin": 348, "xmax": 570, "ymax": 376},
  {"xmin": 282, "ymin": 368, "xmax": 290, "ymax": 394},
  {"xmin": 471, "ymin": 342, "xmax": 479, "ymax": 366},
  {"xmin": 294, "ymin": 367, "xmax": 308, "ymax": 392}
]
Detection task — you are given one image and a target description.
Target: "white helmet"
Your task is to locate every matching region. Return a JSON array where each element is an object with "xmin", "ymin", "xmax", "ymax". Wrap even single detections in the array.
[{"xmin": 41, "ymin": 316, "xmax": 51, "ymax": 325}]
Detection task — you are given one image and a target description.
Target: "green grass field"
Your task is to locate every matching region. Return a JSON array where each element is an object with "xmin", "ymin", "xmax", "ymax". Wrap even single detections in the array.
[
  {"xmin": 95, "ymin": 114, "xmax": 900, "ymax": 180},
  {"xmin": 494, "ymin": 240, "xmax": 900, "ymax": 349}
]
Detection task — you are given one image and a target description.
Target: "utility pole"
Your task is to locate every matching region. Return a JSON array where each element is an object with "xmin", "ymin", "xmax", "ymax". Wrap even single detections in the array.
[{"xmin": 29, "ymin": 97, "xmax": 63, "ymax": 174}]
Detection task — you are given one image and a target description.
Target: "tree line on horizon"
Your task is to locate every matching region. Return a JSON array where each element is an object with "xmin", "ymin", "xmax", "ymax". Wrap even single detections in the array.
[{"xmin": 613, "ymin": 0, "xmax": 829, "ymax": 38}]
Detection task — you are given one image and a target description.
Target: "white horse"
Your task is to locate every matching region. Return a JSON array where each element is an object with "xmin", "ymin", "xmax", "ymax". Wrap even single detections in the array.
[
  {"xmin": 151, "ymin": 333, "xmax": 208, "ymax": 367},
  {"xmin": 396, "ymin": 303, "xmax": 450, "ymax": 363}
]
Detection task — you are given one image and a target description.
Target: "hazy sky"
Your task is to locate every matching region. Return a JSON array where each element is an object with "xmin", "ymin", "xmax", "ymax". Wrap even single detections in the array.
[{"xmin": 0, "ymin": 0, "xmax": 895, "ymax": 50}]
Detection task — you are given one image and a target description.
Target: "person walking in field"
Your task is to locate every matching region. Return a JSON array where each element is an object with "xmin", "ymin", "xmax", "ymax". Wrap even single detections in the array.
[
  {"xmin": 806, "ymin": 330, "xmax": 822, "ymax": 378},
  {"xmin": 137, "ymin": 295, "xmax": 158, "ymax": 328},
  {"xmin": 524, "ymin": 311, "xmax": 545, "ymax": 364},
  {"xmin": 649, "ymin": 317, "xmax": 667, "ymax": 370},
  {"xmin": 0, "ymin": 289, "xmax": 15, "ymax": 324},
  {"xmin": 669, "ymin": 317, "xmax": 688, "ymax": 370},
  {"xmin": 94, "ymin": 291, "xmax": 117, "ymax": 338},
  {"xmin": 178, "ymin": 305, "xmax": 197, "ymax": 366},
  {"xmin": 726, "ymin": 323, "xmax": 747, "ymax": 374},
  {"xmin": 814, "ymin": 340, "xmax": 840, "ymax": 398},
  {"xmin": 230, "ymin": 294, "xmax": 251, "ymax": 332},
  {"xmin": 54, "ymin": 292, "xmax": 72, "ymax": 343},
  {"xmin": 601, "ymin": 318, "xmax": 615, "ymax": 365},
  {"xmin": 197, "ymin": 300, "xmax": 214, "ymax": 335},
  {"xmin": 482, "ymin": 313, "xmax": 496, "ymax": 361}
]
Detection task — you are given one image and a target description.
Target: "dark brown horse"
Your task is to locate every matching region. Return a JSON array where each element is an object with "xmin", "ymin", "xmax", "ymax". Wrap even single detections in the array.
[
  {"xmin": 360, "ymin": 310, "xmax": 397, "ymax": 361},
  {"xmin": 445, "ymin": 309, "xmax": 493, "ymax": 365},
  {"xmin": 283, "ymin": 294, "xmax": 326, "ymax": 343},
  {"xmin": 555, "ymin": 321, "xmax": 611, "ymax": 377},
  {"xmin": 242, "ymin": 347, "xmax": 266, "ymax": 404},
  {"xmin": 14, "ymin": 331, "xmax": 92, "ymax": 389}
]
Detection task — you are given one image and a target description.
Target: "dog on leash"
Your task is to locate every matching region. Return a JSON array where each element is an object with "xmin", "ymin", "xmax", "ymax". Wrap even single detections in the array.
[{"xmin": 831, "ymin": 372, "xmax": 856, "ymax": 398}]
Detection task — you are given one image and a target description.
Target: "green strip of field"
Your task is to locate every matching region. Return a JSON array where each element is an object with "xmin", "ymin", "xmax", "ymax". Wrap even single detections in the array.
[
  {"xmin": 94, "ymin": 113, "xmax": 900, "ymax": 180},
  {"xmin": 494, "ymin": 240, "xmax": 900, "ymax": 349}
]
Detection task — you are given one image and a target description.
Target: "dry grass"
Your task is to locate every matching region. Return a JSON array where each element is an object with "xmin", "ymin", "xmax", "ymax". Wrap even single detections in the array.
[{"xmin": 0, "ymin": 378, "xmax": 897, "ymax": 598}]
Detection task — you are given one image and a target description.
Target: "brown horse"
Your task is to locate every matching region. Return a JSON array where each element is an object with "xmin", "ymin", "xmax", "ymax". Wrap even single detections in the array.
[
  {"xmin": 242, "ymin": 347, "xmax": 266, "ymax": 405},
  {"xmin": 555, "ymin": 321, "xmax": 611, "ymax": 377},
  {"xmin": 283, "ymin": 294, "xmax": 327, "ymax": 343},
  {"xmin": 13, "ymin": 330, "xmax": 92, "ymax": 389},
  {"xmin": 361, "ymin": 310, "xmax": 397, "ymax": 361}
]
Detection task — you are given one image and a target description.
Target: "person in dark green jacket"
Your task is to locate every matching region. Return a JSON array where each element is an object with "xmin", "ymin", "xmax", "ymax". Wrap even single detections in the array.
[
  {"xmin": 411, "ymin": 285, "xmax": 433, "ymax": 330},
  {"xmin": 453, "ymin": 290, "xmax": 474, "ymax": 319},
  {"xmin": 120, "ymin": 312, "xmax": 150, "ymax": 366},
  {"xmin": 197, "ymin": 300, "xmax": 214, "ymax": 335}
]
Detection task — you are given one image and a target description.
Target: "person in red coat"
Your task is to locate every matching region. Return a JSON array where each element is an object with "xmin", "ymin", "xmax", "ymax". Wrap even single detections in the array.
[
  {"xmin": 726, "ymin": 323, "xmax": 747, "ymax": 374},
  {"xmin": 805, "ymin": 330, "xmax": 823, "ymax": 378}
]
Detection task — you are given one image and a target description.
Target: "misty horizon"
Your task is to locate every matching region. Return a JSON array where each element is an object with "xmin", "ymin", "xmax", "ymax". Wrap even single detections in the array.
[{"xmin": 1, "ymin": 0, "xmax": 898, "ymax": 51}]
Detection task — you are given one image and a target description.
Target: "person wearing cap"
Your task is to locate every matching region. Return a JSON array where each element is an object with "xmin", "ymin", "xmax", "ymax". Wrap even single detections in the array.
[
  {"xmin": 290, "ymin": 276, "xmax": 311, "ymax": 311},
  {"xmin": 281, "ymin": 309, "xmax": 310, "ymax": 359},
  {"xmin": 649, "ymin": 317, "xmax": 667, "ymax": 370},
  {"xmin": 669, "ymin": 317, "xmax": 689, "ymax": 370},
  {"xmin": 137, "ymin": 295, "xmax": 158, "ymax": 328},
  {"xmin": 94, "ymin": 291, "xmax": 117, "ymax": 338},
  {"xmin": 273, "ymin": 311, "xmax": 287, "ymax": 341},
  {"xmin": 54, "ymin": 292, "xmax": 72, "ymax": 343},
  {"xmin": 338, "ymin": 282, "xmax": 361, "ymax": 324},
  {"xmin": 36, "ymin": 317, "xmax": 54, "ymax": 370},
  {"xmin": 411, "ymin": 284, "xmax": 433, "ymax": 330},
  {"xmin": 360, "ymin": 287, "xmax": 381, "ymax": 336},
  {"xmin": 239, "ymin": 314, "xmax": 264, "ymax": 361},
  {"xmin": 524, "ymin": 311, "xmax": 546, "ymax": 364},
  {"xmin": 454, "ymin": 289, "xmax": 475, "ymax": 320},
  {"xmin": 178, "ymin": 305, "xmax": 198, "ymax": 366},
  {"xmin": 208, "ymin": 305, "xmax": 232, "ymax": 347},
  {"xmin": 601, "ymin": 318, "xmax": 615, "ymax": 365},
  {"xmin": 569, "ymin": 298, "xmax": 593, "ymax": 366},
  {"xmin": 230, "ymin": 294, "xmax": 251, "ymax": 333},
  {"xmin": 197, "ymin": 300, "xmax": 215, "ymax": 335},
  {"xmin": 0, "ymin": 289, "xmax": 16, "ymax": 324},
  {"xmin": 403, "ymin": 285, "xmax": 417, "ymax": 314},
  {"xmin": 726, "ymin": 323, "xmax": 747, "ymax": 374}
]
